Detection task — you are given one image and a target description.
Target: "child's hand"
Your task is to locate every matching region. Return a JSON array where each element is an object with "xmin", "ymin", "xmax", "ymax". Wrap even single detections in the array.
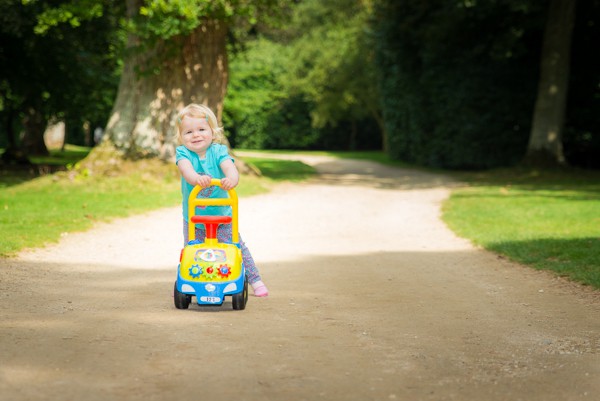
[
  {"xmin": 220, "ymin": 177, "xmax": 238, "ymax": 191},
  {"xmin": 196, "ymin": 175, "xmax": 212, "ymax": 188}
]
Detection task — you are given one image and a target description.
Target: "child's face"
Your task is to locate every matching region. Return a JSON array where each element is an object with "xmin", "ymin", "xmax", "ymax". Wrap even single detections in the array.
[{"xmin": 180, "ymin": 115, "xmax": 213, "ymax": 155}]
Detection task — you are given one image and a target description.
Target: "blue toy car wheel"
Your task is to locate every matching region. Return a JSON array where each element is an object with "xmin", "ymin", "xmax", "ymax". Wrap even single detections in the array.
[
  {"xmin": 174, "ymin": 281, "xmax": 191, "ymax": 309},
  {"xmin": 232, "ymin": 278, "xmax": 248, "ymax": 310}
]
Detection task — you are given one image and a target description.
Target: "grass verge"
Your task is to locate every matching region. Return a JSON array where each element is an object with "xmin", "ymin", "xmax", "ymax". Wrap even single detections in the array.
[
  {"xmin": 0, "ymin": 148, "xmax": 316, "ymax": 257},
  {"xmin": 4, "ymin": 147, "xmax": 598, "ymax": 290},
  {"xmin": 243, "ymin": 149, "xmax": 600, "ymax": 289},
  {"xmin": 242, "ymin": 156, "xmax": 317, "ymax": 181},
  {"xmin": 443, "ymin": 168, "xmax": 600, "ymax": 289},
  {"xmin": 0, "ymin": 160, "xmax": 181, "ymax": 256},
  {"xmin": 313, "ymin": 150, "xmax": 600, "ymax": 289},
  {"xmin": 28, "ymin": 144, "xmax": 92, "ymax": 166}
]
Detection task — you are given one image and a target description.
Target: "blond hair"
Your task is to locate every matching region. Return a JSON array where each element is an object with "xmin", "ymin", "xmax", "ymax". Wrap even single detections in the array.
[{"xmin": 175, "ymin": 104, "xmax": 225, "ymax": 144}]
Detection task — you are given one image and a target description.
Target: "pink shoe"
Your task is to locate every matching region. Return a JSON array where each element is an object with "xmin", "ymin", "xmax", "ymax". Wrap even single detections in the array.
[{"xmin": 251, "ymin": 281, "xmax": 269, "ymax": 297}]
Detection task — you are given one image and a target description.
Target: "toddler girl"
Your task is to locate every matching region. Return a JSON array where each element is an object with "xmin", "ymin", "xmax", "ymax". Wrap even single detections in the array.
[{"xmin": 175, "ymin": 103, "xmax": 268, "ymax": 297}]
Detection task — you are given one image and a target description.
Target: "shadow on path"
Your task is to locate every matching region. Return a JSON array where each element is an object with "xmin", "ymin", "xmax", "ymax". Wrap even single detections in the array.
[
  {"xmin": 1, "ymin": 247, "xmax": 598, "ymax": 401},
  {"xmin": 236, "ymin": 151, "xmax": 462, "ymax": 190},
  {"xmin": 308, "ymin": 158, "xmax": 460, "ymax": 190}
]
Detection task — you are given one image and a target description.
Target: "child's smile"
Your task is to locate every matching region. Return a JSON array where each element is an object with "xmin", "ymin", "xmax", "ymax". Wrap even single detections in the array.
[{"xmin": 180, "ymin": 116, "xmax": 213, "ymax": 156}]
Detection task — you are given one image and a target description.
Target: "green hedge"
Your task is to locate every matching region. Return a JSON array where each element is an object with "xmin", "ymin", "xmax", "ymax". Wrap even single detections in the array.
[{"xmin": 374, "ymin": 0, "xmax": 544, "ymax": 169}]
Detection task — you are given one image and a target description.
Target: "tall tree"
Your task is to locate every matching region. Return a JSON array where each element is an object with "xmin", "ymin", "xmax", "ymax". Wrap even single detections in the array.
[
  {"xmin": 524, "ymin": 0, "xmax": 577, "ymax": 166},
  {"xmin": 562, "ymin": 0, "xmax": 600, "ymax": 168},
  {"xmin": 224, "ymin": 0, "xmax": 382, "ymax": 152},
  {"xmin": 101, "ymin": 0, "xmax": 281, "ymax": 161},
  {"xmin": 281, "ymin": 0, "xmax": 383, "ymax": 151},
  {"xmin": 373, "ymin": 0, "xmax": 544, "ymax": 169},
  {"xmin": 0, "ymin": 0, "xmax": 122, "ymax": 161}
]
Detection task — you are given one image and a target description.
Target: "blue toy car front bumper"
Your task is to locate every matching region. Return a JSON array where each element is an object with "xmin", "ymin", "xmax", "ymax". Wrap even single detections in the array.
[{"xmin": 176, "ymin": 273, "xmax": 245, "ymax": 306}]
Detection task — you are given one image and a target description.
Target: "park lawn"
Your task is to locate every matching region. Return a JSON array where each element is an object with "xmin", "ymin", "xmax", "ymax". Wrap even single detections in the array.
[
  {"xmin": 0, "ymin": 151, "xmax": 315, "ymax": 257},
  {"xmin": 241, "ymin": 156, "xmax": 317, "ymax": 181},
  {"xmin": 442, "ymin": 168, "xmax": 600, "ymax": 289},
  {"xmin": 0, "ymin": 161, "xmax": 181, "ymax": 256},
  {"xmin": 2, "ymin": 147, "xmax": 599, "ymax": 290},
  {"xmin": 325, "ymin": 150, "xmax": 600, "ymax": 289},
  {"xmin": 237, "ymin": 149, "xmax": 600, "ymax": 289},
  {"xmin": 28, "ymin": 144, "xmax": 92, "ymax": 166}
]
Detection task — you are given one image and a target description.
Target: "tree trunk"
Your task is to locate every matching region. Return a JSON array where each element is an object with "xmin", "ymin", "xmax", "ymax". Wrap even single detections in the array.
[
  {"xmin": 103, "ymin": 0, "xmax": 229, "ymax": 162},
  {"xmin": 524, "ymin": 0, "xmax": 576, "ymax": 167},
  {"xmin": 370, "ymin": 108, "xmax": 387, "ymax": 153},
  {"xmin": 0, "ymin": 107, "xmax": 31, "ymax": 165},
  {"xmin": 349, "ymin": 120, "xmax": 357, "ymax": 151},
  {"xmin": 21, "ymin": 107, "xmax": 49, "ymax": 156}
]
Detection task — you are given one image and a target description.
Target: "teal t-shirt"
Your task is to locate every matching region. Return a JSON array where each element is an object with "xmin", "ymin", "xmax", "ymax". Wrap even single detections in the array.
[{"xmin": 175, "ymin": 144, "xmax": 234, "ymax": 220}]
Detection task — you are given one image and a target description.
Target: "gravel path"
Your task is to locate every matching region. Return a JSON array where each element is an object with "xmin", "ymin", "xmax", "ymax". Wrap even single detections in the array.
[{"xmin": 1, "ymin": 154, "xmax": 598, "ymax": 401}]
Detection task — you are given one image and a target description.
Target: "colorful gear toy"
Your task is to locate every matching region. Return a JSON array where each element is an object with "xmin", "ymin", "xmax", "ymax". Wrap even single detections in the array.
[
  {"xmin": 188, "ymin": 264, "xmax": 203, "ymax": 279},
  {"xmin": 217, "ymin": 264, "xmax": 231, "ymax": 278},
  {"xmin": 203, "ymin": 265, "xmax": 218, "ymax": 280}
]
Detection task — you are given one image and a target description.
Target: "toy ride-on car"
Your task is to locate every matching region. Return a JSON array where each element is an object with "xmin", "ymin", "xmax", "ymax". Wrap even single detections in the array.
[{"xmin": 174, "ymin": 179, "xmax": 248, "ymax": 310}]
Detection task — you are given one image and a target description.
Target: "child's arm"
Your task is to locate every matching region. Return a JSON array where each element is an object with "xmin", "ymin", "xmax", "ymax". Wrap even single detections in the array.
[
  {"xmin": 177, "ymin": 159, "xmax": 212, "ymax": 188},
  {"xmin": 219, "ymin": 159, "xmax": 239, "ymax": 190}
]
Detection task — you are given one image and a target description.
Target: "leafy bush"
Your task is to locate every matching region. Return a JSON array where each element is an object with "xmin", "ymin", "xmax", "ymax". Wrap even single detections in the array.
[
  {"xmin": 374, "ymin": 1, "xmax": 543, "ymax": 169},
  {"xmin": 223, "ymin": 38, "xmax": 318, "ymax": 149},
  {"xmin": 224, "ymin": 0, "xmax": 382, "ymax": 152},
  {"xmin": 563, "ymin": 0, "xmax": 600, "ymax": 169},
  {"xmin": 224, "ymin": 37, "xmax": 381, "ymax": 151}
]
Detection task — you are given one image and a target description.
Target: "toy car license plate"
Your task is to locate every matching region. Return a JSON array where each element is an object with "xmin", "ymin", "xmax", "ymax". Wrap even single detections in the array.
[{"xmin": 200, "ymin": 296, "xmax": 221, "ymax": 304}]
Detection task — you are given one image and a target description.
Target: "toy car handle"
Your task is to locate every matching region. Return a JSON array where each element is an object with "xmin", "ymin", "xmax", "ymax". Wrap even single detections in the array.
[{"xmin": 187, "ymin": 179, "xmax": 239, "ymax": 243}]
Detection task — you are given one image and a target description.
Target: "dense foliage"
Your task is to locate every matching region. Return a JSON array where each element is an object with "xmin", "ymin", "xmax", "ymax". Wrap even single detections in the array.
[
  {"xmin": 224, "ymin": 0, "xmax": 382, "ymax": 151},
  {"xmin": 223, "ymin": 38, "xmax": 320, "ymax": 149},
  {"xmin": 1, "ymin": 0, "xmax": 598, "ymax": 169},
  {"xmin": 0, "ymin": 0, "xmax": 124, "ymax": 153},
  {"xmin": 373, "ymin": 0, "xmax": 599, "ymax": 169},
  {"xmin": 563, "ymin": 0, "xmax": 600, "ymax": 169},
  {"xmin": 373, "ymin": 0, "xmax": 545, "ymax": 169}
]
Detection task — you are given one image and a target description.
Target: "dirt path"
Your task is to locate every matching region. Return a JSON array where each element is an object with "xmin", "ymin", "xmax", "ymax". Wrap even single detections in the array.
[{"xmin": 1, "ymin": 155, "xmax": 598, "ymax": 401}]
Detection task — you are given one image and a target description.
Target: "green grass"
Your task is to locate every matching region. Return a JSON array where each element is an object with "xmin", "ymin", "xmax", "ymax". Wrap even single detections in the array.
[
  {"xmin": 0, "ymin": 167, "xmax": 182, "ymax": 256},
  {"xmin": 0, "ymin": 149, "xmax": 315, "ymax": 257},
  {"xmin": 324, "ymin": 150, "xmax": 600, "ymax": 289},
  {"xmin": 28, "ymin": 144, "xmax": 92, "ymax": 166},
  {"xmin": 3, "ymin": 147, "xmax": 599, "ymax": 290},
  {"xmin": 242, "ymin": 150, "xmax": 600, "ymax": 289},
  {"xmin": 1, "ymin": 145, "xmax": 93, "ymax": 188},
  {"xmin": 236, "ymin": 148, "xmax": 406, "ymax": 167},
  {"xmin": 327, "ymin": 150, "xmax": 404, "ymax": 165},
  {"xmin": 443, "ymin": 167, "xmax": 600, "ymax": 288},
  {"xmin": 243, "ymin": 157, "xmax": 317, "ymax": 181}
]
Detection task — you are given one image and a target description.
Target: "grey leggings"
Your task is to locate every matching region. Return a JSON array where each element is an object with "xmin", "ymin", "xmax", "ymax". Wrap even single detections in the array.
[{"xmin": 183, "ymin": 220, "xmax": 262, "ymax": 285}]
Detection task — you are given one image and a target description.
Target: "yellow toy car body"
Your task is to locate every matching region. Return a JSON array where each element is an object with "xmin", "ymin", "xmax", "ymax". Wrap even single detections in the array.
[{"xmin": 174, "ymin": 180, "xmax": 248, "ymax": 310}]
